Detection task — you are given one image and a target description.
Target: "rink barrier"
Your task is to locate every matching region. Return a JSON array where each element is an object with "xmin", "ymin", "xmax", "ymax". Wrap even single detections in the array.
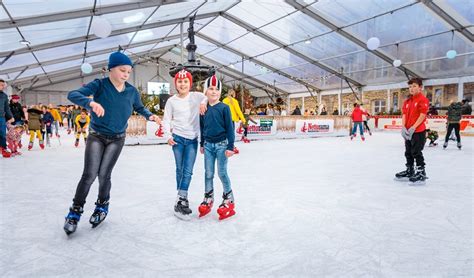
[
  {"xmin": 124, "ymin": 115, "xmax": 352, "ymax": 145},
  {"xmin": 124, "ymin": 115, "xmax": 474, "ymax": 145},
  {"xmin": 372, "ymin": 115, "xmax": 474, "ymax": 136}
]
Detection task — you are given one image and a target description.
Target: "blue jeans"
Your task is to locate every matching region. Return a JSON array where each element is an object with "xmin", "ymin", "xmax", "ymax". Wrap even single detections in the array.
[
  {"xmin": 204, "ymin": 140, "xmax": 232, "ymax": 194},
  {"xmin": 172, "ymin": 134, "xmax": 198, "ymax": 197},
  {"xmin": 0, "ymin": 117, "xmax": 6, "ymax": 148},
  {"xmin": 352, "ymin": 122, "xmax": 364, "ymax": 136}
]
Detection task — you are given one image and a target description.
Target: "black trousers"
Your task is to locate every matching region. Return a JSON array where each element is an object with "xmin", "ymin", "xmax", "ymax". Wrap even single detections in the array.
[
  {"xmin": 363, "ymin": 121, "xmax": 371, "ymax": 132},
  {"xmin": 73, "ymin": 132, "xmax": 125, "ymax": 207},
  {"xmin": 405, "ymin": 131, "xmax": 426, "ymax": 168},
  {"xmin": 445, "ymin": 123, "xmax": 461, "ymax": 143}
]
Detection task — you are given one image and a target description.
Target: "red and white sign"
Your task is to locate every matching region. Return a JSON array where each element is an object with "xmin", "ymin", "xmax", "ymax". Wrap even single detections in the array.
[
  {"xmin": 295, "ymin": 119, "xmax": 334, "ymax": 134},
  {"xmin": 426, "ymin": 118, "xmax": 447, "ymax": 132},
  {"xmin": 378, "ymin": 118, "xmax": 403, "ymax": 130}
]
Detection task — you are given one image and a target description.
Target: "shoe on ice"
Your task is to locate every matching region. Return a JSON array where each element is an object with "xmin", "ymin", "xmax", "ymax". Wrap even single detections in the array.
[
  {"xmin": 90, "ymin": 199, "xmax": 109, "ymax": 228},
  {"xmin": 174, "ymin": 196, "xmax": 192, "ymax": 221},
  {"xmin": 409, "ymin": 166, "xmax": 427, "ymax": 185},
  {"xmin": 395, "ymin": 165, "xmax": 414, "ymax": 181},
  {"xmin": 198, "ymin": 190, "xmax": 214, "ymax": 218},
  {"xmin": 217, "ymin": 191, "xmax": 235, "ymax": 220},
  {"xmin": 64, "ymin": 205, "xmax": 84, "ymax": 235}
]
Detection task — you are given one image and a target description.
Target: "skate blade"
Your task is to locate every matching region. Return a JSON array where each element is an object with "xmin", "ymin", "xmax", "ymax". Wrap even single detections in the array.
[
  {"xmin": 409, "ymin": 180, "xmax": 426, "ymax": 186},
  {"xmin": 174, "ymin": 211, "xmax": 192, "ymax": 221},
  {"xmin": 218, "ymin": 210, "xmax": 236, "ymax": 221},
  {"xmin": 394, "ymin": 177, "xmax": 410, "ymax": 182}
]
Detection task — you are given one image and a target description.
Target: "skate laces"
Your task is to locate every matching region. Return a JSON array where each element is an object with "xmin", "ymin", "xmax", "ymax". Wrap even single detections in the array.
[{"xmin": 201, "ymin": 190, "xmax": 214, "ymax": 206}]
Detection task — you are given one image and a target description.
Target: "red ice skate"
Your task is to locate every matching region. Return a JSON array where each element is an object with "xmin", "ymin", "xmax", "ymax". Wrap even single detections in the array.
[
  {"xmin": 217, "ymin": 191, "xmax": 235, "ymax": 220},
  {"xmin": 198, "ymin": 190, "xmax": 214, "ymax": 218}
]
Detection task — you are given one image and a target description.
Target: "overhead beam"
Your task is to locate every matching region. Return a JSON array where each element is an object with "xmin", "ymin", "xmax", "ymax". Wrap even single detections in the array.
[
  {"xmin": 0, "ymin": 11, "xmax": 220, "ymax": 57},
  {"xmin": 221, "ymin": 12, "xmax": 364, "ymax": 87},
  {"xmin": 13, "ymin": 45, "xmax": 175, "ymax": 87},
  {"xmin": 0, "ymin": 0, "xmax": 182, "ymax": 29},
  {"xmin": 197, "ymin": 33, "xmax": 322, "ymax": 92},
  {"xmin": 284, "ymin": 0, "xmax": 423, "ymax": 79},
  {"xmin": 0, "ymin": 35, "xmax": 182, "ymax": 74},
  {"xmin": 420, "ymin": 0, "xmax": 474, "ymax": 42}
]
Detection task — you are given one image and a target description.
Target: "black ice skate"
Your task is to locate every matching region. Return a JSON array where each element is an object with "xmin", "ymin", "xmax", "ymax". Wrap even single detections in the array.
[
  {"xmin": 89, "ymin": 199, "xmax": 109, "ymax": 228},
  {"xmin": 394, "ymin": 166, "xmax": 414, "ymax": 181},
  {"xmin": 409, "ymin": 166, "xmax": 428, "ymax": 185},
  {"xmin": 174, "ymin": 196, "xmax": 192, "ymax": 221},
  {"xmin": 457, "ymin": 142, "xmax": 462, "ymax": 150},
  {"xmin": 64, "ymin": 205, "xmax": 84, "ymax": 235}
]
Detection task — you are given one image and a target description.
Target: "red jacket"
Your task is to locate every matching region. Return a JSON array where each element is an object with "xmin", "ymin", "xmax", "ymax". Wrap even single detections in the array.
[
  {"xmin": 402, "ymin": 93, "xmax": 429, "ymax": 132},
  {"xmin": 351, "ymin": 107, "xmax": 366, "ymax": 122}
]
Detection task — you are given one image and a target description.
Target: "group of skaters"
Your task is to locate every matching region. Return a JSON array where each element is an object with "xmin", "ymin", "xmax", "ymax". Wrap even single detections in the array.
[
  {"xmin": 0, "ymin": 79, "xmax": 93, "ymax": 158},
  {"xmin": 63, "ymin": 52, "xmax": 245, "ymax": 235}
]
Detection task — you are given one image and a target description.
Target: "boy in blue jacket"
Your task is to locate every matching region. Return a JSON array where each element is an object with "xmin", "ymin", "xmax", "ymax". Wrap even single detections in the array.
[{"xmin": 198, "ymin": 75, "xmax": 236, "ymax": 220}]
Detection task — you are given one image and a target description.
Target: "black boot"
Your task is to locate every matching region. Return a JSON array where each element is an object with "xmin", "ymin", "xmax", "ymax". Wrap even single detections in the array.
[
  {"xmin": 64, "ymin": 205, "xmax": 84, "ymax": 235},
  {"xmin": 409, "ymin": 166, "xmax": 427, "ymax": 185},
  {"xmin": 395, "ymin": 165, "xmax": 414, "ymax": 181},
  {"xmin": 174, "ymin": 196, "xmax": 192, "ymax": 221},
  {"xmin": 89, "ymin": 199, "xmax": 109, "ymax": 228}
]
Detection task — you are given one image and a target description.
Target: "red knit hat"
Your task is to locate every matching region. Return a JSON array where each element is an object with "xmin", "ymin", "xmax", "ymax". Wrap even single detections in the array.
[
  {"xmin": 203, "ymin": 75, "xmax": 222, "ymax": 94},
  {"xmin": 174, "ymin": 69, "xmax": 193, "ymax": 88},
  {"xmin": 11, "ymin": 95, "xmax": 20, "ymax": 100}
]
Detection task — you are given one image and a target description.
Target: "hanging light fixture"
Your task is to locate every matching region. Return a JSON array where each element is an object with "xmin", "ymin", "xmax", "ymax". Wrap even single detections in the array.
[
  {"xmin": 19, "ymin": 39, "xmax": 30, "ymax": 45},
  {"xmin": 446, "ymin": 30, "xmax": 457, "ymax": 59},
  {"xmin": 91, "ymin": 17, "xmax": 112, "ymax": 38},
  {"xmin": 81, "ymin": 63, "xmax": 93, "ymax": 74},
  {"xmin": 393, "ymin": 43, "xmax": 402, "ymax": 67},
  {"xmin": 366, "ymin": 17, "xmax": 380, "ymax": 50}
]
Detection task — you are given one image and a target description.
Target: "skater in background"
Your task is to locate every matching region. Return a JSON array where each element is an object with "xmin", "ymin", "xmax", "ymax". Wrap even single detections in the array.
[
  {"xmin": 438, "ymin": 100, "xmax": 463, "ymax": 149},
  {"xmin": 69, "ymin": 105, "xmax": 81, "ymax": 134},
  {"xmin": 395, "ymin": 78, "xmax": 429, "ymax": 184},
  {"xmin": 0, "ymin": 78, "xmax": 14, "ymax": 158},
  {"xmin": 74, "ymin": 109, "xmax": 90, "ymax": 147},
  {"xmin": 27, "ymin": 105, "xmax": 44, "ymax": 150},
  {"xmin": 360, "ymin": 104, "xmax": 372, "ymax": 136},
  {"xmin": 241, "ymin": 108, "xmax": 257, "ymax": 143},
  {"xmin": 6, "ymin": 122, "xmax": 26, "ymax": 156},
  {"xmin": 162, "ymin": 69, "xmax": 207, "ymax": 220},
  {"xmin": 198, "ymin": 75, "xmax": 236, "ymax": 220},
  {"xmin": 350, "ymin": 103, "xmax": 367, "ymax": 141},
  {"xmin": 41, "ymin": 106, "xmax": 54, "ymax": 147},
  {"xmin": 9, "ymin": 95, "xmax": 25, "ymax": 125},
  {"xmin": 461, "ymin": 99, "xmax": 472, "ymax": 115},
  {"xmin": 223, "ymin": 89, "xmax": 246, "ymax": 154},
  {"xmin": 48, "ymin": 104, "xmax": 62, "ymax": 137},
  {"xmin": 426, "ymin": 129, "xmax": 438, "ymax": 147},
  {"xmin": 63, "ymin": 51, "xmax": 161, "ymax": 235}
]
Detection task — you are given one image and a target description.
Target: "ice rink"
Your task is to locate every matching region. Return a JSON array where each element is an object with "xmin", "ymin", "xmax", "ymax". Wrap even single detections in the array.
[{"xmin": 1, "ymin": 132, "xmax": 472, "ymax": 277}]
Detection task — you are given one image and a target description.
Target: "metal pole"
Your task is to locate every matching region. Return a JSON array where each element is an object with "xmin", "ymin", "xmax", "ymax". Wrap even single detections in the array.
[
  {"xmin": 180, "ymin": 23, "xmax": 184, "ymax": 64},
  {"xmin": 339, "ymin": 67, "xmax": 343, "ymax": 115},
  {"xmin": 241, "ymin": 56, "xmax": 244, "ymax": 108}
]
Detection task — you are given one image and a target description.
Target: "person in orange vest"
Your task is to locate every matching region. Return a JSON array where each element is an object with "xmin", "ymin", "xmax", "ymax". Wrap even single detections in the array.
[
  {"xmin": 222, "ymin": 89, "xmax": 245, "ymax": 154},
  {"xmin": 48, "ymin": 104, "xmax": 62, "ymax": 138}
]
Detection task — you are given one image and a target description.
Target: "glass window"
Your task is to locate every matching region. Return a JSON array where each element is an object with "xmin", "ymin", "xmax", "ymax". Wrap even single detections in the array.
[
  {"xmin": 260, "ymin": 11, "xmax": 330, "ymax": 44},
  {"xmin": 3, "ymin": 0, "xmax": 92, "ymax": 19},
  {"xmin": 227, "ymin": 1, "xmax": 296, "ymax": 28},
  {"xmin": 308, "ymin": 0, "xmax": 415, "ymax": 26},
  {"xmin": 43, "ymin": 59, "xmax": 83, "ymax": 74},
  {"xmin": 1, "ymin": 53, "xmax": 36, "ymax": 70},
  {"xmin": 17, "ymin": 67, "xmax": 45, "ymax": 79},
  {"xmin": 100, "ymin": 8, "xmax": 156, "ymax": 31},
  {"xmin": 131, "ymin": 25, "xmax": 176, "ymax": 44},
  {"xmin": 198, "ymin": 16, "xmax": 248, "ymax": 44},
  {"xmin": 86, "ymin": 34, "xmax": 134, "ymax": 53},
  {"xmin": 291, "ymin": 32, "xmax": 362, "ymax": 61},
  {"xmin": 372, "ymin": 99, "xmax": 386, "ymax": 114},
  {"xmin": 145, "ymin": 1, "xmax": 204, "ymax": 24},
  {"xmin": 0, "ymin": 28, "xmax": 23, "ymax": 52},
  {"xmin": 0, "ymin": 6, "xmax": 9, "ymax": 20},
  {"xmin": 227, "ymin": 32, "xmax": 280, "ymax": 57},
  {"xmin": 35, "ymin": 42, "xmax": 85, "ymax": 63},
  {"xmin": 196, "ymin": 1, "xmax": 239, "ymax": 15},
  {"xmin": 435, "ymin": 0, "xmax": 474, "ymax": 24},
  {"xmin": 19, "ymin": 18, "xmax": 89, "ymax": 46}
]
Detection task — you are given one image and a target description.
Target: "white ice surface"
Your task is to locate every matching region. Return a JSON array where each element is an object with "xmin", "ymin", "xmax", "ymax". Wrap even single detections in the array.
[{"xmin": 0, "ymin": 131, "xmax": 472, "ymax": 277}]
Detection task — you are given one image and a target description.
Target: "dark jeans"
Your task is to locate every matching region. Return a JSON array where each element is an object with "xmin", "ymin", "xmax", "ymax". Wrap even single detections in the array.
[
  {"xmin": 73, "ymin": 132, "xmax": 125, "ymax": 207},
  {"xmin": 0, "ymin": 117, "xmax": 6, "ymax": 148},
  {"xmin": 445, "ymin": 123, "xmax": 461, "ymax": 143},
  {"xmin": 405, "ymin": 131, "xmax": 426, "ymax": 167}
]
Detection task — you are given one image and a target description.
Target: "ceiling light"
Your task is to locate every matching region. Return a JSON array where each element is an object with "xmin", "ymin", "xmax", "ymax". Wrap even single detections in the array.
[{"xmin": 19, "ymin": 39, "xmax": 30, "ymax": 45}]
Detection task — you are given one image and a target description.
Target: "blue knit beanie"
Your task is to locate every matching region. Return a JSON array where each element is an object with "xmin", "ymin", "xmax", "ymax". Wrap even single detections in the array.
[{"xmin": 108, "ymin": 52, "xmax": 133, "ymax": 70}]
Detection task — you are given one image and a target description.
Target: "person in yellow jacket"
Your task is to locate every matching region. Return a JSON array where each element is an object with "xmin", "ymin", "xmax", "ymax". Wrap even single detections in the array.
[
  {"xmin": 74, "ymin": 109, "xmax": 90, "ymax": 147},
  {"xmin": 48, "ymin": 104, "xmax": 62, "ymax": 137},
  {"xmin": 222, "ymin": 89, "xmax": 246, "ymax": 154}
]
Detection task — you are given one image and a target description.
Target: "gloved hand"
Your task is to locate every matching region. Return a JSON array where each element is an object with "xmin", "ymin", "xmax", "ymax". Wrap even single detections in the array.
[
  {"xmin": 406, "ymin": 127, "xmax": 416, "ymax": 140},
  {"xmin": 401, "ymin": 127, "xmax": 409, "ymax": 140}
]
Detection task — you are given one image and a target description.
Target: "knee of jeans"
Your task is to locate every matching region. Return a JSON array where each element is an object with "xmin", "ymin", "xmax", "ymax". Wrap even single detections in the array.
[
  {"xmin": 183, "ymin": 168, "xmax": 193, "ymax": 177},
  {"xmin": 81, "ymin": 172, "xmax": 98, "ymax": 185},
  {"xmin": 98, "ymin": 172, "xmax": 111, "ymax": 183},
  {"xmin": 205, "ymin": 171, "xmax": 214, "ymax": 180},
  {"xmin": 217, "ymin": 171, "xmax": 228, "ymax": 180}
]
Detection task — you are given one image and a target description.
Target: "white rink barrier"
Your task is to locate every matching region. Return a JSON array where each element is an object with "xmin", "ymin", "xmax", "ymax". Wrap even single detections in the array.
[
  {"xmin": 124, "ymin": 116, "xmax": 352, "ymax": 145},
  {"xmin": 374, "ymin": 115, "xmax": 474, "ymax": 135}
]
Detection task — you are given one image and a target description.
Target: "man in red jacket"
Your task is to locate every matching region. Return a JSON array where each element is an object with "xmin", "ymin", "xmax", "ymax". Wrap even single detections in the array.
[
  {"xmin": 395, "ymin": 78, "xmax": 430, "ymax": 184},
  {"xmin": 351, "ymin": 103, "xmax": 367, "ymax": 141}
]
